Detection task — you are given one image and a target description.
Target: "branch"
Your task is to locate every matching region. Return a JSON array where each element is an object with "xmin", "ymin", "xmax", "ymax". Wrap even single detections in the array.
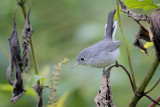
[
  {"xmin": 149, "ymin": 96, "xmax": 160, "ymax": 107},
  {"xmin": 129, "ymin": 57, "xmax": 159, "ymax": 107},
  {"xmin": 118, "ymin": 0, "xmax": 150, "ymax": 22},
  {"xmin": 144, "ymin": 95, "xmax": 160, "ymax": 106},
  {"xmin": 116, "ymin": 0, "xmax": 136, "ymax": 90}
]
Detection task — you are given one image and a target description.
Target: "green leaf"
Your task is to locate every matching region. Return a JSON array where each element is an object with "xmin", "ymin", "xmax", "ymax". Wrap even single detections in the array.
[
  {"xmin": 0, "ymin": 84, "xmax": 36, "ymax": 97},
  {"xmin": 114, "ymin": 8, "xmax": 122, "ymax": 20},
  {"xmin": 30, "ymin": 74, "xmax": 46, "ymax": 87},
  {"xmin": 123, "ymin": 0, "xmax": 158, "ymax": 11},
  {"xmin": 39, "ymin": 66, "xmax": 51, "ymax": 87},
  {"xmin": 0, "ymin": 84, "xmax": 13, "ymax": 92},
  {"xmin": 57, "ymin": 90, "xmax": 69, "ymax": 107},
  {"xmin": 141, "ymin": 42, "xmax": 153, "ymax": 52}
]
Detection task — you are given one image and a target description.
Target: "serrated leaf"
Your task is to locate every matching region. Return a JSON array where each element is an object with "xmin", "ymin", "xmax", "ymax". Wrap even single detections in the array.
[
  {"xmin": 123, "ymin": 0, "xmax": 158, "ymax": 11},
  {"xmin": 30, "ymin": 74, "xmax": 46, "ymax": 87}
]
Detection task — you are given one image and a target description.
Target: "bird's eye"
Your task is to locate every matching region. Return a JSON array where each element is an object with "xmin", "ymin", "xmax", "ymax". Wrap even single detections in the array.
[{"xmin": 81, "ymin": 58, "xmax": 85, "ymax": 61}]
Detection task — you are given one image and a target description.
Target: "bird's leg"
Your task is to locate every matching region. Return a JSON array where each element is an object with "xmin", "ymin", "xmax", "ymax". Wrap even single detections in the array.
[
  {"xmin": 103, "ymin": 67, "xmax": 109, "ymax": 76},
  {"xmin": 103, "ymin": 67, "xmax": 106, "ymax": 72},
  {"xmin": 115, "ymin": 61, "xmax": 120, "ymax": 67}
]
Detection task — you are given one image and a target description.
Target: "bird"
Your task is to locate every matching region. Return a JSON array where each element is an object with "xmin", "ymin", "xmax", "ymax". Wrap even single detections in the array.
[{"xmin": 72, "ymin": 9, "xmax": 121, "ymax": 71}]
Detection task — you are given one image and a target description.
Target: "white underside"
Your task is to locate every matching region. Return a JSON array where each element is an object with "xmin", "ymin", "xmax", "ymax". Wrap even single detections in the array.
[{"xmin": 88, "ymin": 48, "xmax": 120, "ymax": 68}]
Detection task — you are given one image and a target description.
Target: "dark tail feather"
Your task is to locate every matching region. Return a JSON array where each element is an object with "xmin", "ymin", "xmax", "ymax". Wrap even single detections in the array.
[{"xmin": 104, "ymin": 9, "xmax": 116, "ymax": 40}]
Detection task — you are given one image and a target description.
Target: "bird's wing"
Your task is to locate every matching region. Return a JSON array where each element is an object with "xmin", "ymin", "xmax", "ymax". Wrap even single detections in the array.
[
  {"xmin": 91, "ymin": 40, "xmax": 121, "ymax": 57},
  {"xmin": 105, "ymin": 41, "xmax": 121, "ymax": 52},
  {"xmin": 96, "ymin": 41, "xmax": 121, "ymax": 52}
]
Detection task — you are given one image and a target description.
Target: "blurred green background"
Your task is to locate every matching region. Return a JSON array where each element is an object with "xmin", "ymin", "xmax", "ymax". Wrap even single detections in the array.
[{"xmin": 0, "ymin": 0, "xmax": 159, "ymax": 107}]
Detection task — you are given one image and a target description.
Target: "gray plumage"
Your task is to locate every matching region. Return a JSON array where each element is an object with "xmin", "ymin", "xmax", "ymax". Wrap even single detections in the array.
[{"xmin": 73, "ymin": 9, "xmax": 121, "ymax": 68}]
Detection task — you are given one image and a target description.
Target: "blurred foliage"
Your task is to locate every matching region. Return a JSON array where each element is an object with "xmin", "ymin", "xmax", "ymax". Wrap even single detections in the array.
[
  {"xmin": 0, "ymin": 0, "xmax": 160, "ymax": 107},
  {"xmin": 123, "ymin": 0, "xmax": 159, "ymax": 11}
]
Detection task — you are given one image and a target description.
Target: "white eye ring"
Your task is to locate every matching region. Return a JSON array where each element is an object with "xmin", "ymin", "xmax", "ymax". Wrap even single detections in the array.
[{"xmin": 81, "ymin": 57, "xmax": 85, "ymax": 61}]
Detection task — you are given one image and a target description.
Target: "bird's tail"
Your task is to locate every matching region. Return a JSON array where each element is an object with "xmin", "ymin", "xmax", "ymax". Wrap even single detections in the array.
[{"xmin": 104, "ymin": 9, "xmax": 117, "ymax": 41}]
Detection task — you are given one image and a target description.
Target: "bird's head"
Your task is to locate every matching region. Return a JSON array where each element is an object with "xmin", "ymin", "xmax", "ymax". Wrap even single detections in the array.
[{"xmin": 72, "ymin": 48, "xmax": 91, "ymax": 68}]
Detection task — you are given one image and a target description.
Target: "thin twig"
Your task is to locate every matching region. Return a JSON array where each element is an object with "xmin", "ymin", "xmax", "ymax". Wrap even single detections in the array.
[
  {"xmin": 148, "ymin": 97, "xmax": 160, "ymax": 107},
  {"xmin": 144, "ymin": 94, "xmax": 160, "ymax": 106},
  {"xmin": 145, "ymin": 78, "xmax": 160, "ymax": 94},
  {"xmin": 116, "ymin": 0, "xmax": 136, "ymax": 89},
  {"xmin": 105, "ymin": 64, "xmax": 135, "ymax": 93},
  {"xmin": 119, "ymin": 65, "xmax": 135, "ymax": 93}
]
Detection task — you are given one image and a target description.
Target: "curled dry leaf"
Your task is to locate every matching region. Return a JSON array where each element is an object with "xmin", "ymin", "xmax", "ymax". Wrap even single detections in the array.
[
  {"xmin": 133, "ymin": 38, "xmax": 147, "ymax": 54},
  {"xmin": 7, "ymin": 19, "xmax": 22, "ymax": 85},
  {"xmin": 33, "ymin": 84, "xmax": 43, "ymax": 107},
  {"xmin": 8, "ymin": 18, "xmax": 26, "ymax": 102},
  {"xmin": 133, "ymin": 23, "xmax": 151, "ymax": 54},
  {"xmin": 150, "ymin": 9, "xmax": 160, "ymax": 61},
  {"xmin": 22, "ymin": 9, "xmax": 34, "ymax": 72},
  {"xmin": 138, "ymin": 23, "xmax": 150, "ymax": 42},
  {"xmin": 118, "ymin": 0, "xmax": 153, "ymax": 54},
  {"xmin": 11, "ymin": 72, "xmax": 26, "ymax": 103}
]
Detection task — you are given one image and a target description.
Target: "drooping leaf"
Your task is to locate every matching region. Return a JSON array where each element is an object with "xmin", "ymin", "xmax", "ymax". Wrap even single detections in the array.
[
  {"xmin": 133, "ymin": 23, "xmax": 151, "ymax": 54},
  {"xmin": 7, "ymin": 19, "xmax": 19, "ymax": 85},
  {"xmin": 11, "ymin": 73, "xmax": 26, "ymax": 103},
  {"xmin": 22, "ymin": 9, "xmax": 34, "ymax": 72},
  {"xmin": 7, "ymin": 7, "xmax": 26, "ymax": 103},
  {"xmin": 123, "ymin": 0, "xmax": 158, "ymax": 11}
]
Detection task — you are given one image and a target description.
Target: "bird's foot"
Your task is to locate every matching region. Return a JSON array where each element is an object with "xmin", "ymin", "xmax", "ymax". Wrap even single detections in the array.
[
  {"xmin": 103, "ymin": 68, "xmax": 110, "ymax": 76},
  {"xmin": 115, "ymin": 61, "xmax": 120, "ymax": 67}
]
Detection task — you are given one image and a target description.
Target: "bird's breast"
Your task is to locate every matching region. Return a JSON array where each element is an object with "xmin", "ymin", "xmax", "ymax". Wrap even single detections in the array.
[{"xmin": 88, "ymin": 48, "xmax": 120, "ymax": 68}]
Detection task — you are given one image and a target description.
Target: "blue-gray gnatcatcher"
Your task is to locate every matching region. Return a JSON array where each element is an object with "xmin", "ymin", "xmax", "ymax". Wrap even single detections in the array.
[{"xmin": 72, "ymin": 10, "xmax": 121, "ymax": 69}]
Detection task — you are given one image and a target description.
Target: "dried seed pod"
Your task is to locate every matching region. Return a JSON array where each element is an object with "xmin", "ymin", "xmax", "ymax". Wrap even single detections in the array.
[
  {"xmin": 150, "ymin": 9, "xmax": 160, "ymax": 60},
  {"xmin": 22, "ymin": 9, "xmax": 34, "ymax": 72}
]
